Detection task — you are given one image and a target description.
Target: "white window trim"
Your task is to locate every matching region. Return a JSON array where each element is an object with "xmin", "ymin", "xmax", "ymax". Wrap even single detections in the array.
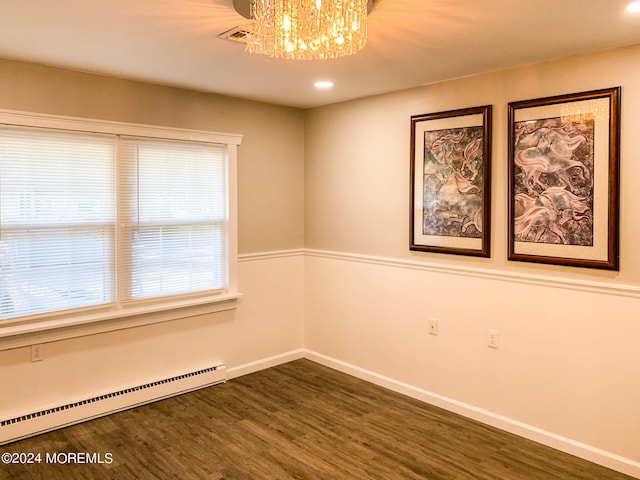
[{"xmin": 0, "ymin": 109, "xmax": 242, "ymax": 351}]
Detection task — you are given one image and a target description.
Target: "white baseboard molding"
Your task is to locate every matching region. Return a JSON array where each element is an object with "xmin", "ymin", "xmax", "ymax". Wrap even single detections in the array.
[
  {"xmin": 4, "ymin": 347, "xmax": 637, "ymax": 478},
  {"xmin": 226, "ymin": 349, "xmax": 306, "ymax": 379},
  {"xmin": 1, "ymin": 364, "xmax": 226, "ymax": 446},
  {"xmin": 304, "ymin": 349, "xmax": 640, "ymax": 479},
  {"xmin": 0, "ymin": 349, "xmax": 304, "ymax": 446}
]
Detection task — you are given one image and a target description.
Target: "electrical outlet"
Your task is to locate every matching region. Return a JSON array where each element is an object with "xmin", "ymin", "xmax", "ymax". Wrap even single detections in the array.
[
  {"xmin": 31, "ymin": 344, "xmax": 44, "ymax": 362},
  {"xmin": 488, "ymin": 329, "xmax": 499, "ymax": 349},
  {"xmin": 428, "ymin": 318, "xmax": 438, "ymax": 336}
]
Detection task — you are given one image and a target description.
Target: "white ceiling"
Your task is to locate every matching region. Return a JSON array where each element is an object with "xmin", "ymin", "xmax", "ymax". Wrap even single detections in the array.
[{"xmin": 1, "ymin": 0, "xmax": 640, "ymax": 109}]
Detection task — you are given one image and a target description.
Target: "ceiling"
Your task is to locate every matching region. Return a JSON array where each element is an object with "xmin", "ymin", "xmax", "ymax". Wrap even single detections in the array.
[{"xmin": 1, "ymin": 0, "xmax": 640, "ymax": 109}]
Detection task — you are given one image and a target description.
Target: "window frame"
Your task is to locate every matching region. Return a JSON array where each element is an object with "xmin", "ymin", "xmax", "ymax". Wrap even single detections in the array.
[{"xmin": 0, "ymin": 109, "xmax": 242, "ymax": 351}]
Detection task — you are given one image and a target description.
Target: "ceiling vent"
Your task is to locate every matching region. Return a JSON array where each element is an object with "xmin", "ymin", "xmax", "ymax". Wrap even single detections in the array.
[
  {"xmin": 220, "ymin": 0, "xmax": 376, "ymax": 45},
  {"xmin": 219, "ymin": 24, "xmax": 254, "ymax": 44},
  {"xmin": 220, "ymin": 0, "xmax": 376, "ymax": 46}
]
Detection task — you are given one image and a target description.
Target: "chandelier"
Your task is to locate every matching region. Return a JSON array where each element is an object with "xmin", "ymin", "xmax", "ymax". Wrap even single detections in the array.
[{"xmin": 246, "ymin": 0, "xmax": 368, "ymax": 60}]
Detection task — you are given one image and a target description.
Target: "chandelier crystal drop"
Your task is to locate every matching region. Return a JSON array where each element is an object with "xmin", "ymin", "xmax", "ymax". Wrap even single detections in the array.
[{"xmin": 247, "ymin": 0, "xmax": 368, "ymax": 60}]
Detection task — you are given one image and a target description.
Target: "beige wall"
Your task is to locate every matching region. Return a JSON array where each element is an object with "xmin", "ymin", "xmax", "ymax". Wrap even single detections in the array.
[
  {"xmin": 304, "ymin": 44, "xmax": 640, "ymax": 468},
  {"xmin": 2, "ymin": 44, "xmax": 640, "ymax": 473},
  {"xmin": 305, "ymin": 44, "xmax": 640, "ymax": 284},
  {"xmin": 0, "ymin": 58, "xmax": 305, "ymax": 254},
  {"xmin": 0, "ymin": 58, "xmax": 305, "ymax": 423}
]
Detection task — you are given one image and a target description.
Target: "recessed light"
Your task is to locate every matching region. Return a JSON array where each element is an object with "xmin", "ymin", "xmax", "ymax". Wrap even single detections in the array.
[
  {"xmin": 626, "ymin": 1, "xmax": 640, "ymax": 12},
  {"xmin": 314, "ymin": 81, "xmax": 334, "ymax": 89}
]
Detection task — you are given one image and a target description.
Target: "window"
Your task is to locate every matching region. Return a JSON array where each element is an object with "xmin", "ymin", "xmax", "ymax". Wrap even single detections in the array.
[
  {"xmin": 0, "ymin": 128, "xmax": 115, "ymax": 318},
  {"xmin": 0, "ymin": 110, "xmax": 240, "ymax": 339},
  {"xmin": 119, "ymin": 138, "xmax": 226, "ymax": 300}
]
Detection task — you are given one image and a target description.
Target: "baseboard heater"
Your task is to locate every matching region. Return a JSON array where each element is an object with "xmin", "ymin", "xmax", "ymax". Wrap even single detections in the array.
[{"xmin": 0, "ymin": 363, "xmax": 226, "ymax": 445}]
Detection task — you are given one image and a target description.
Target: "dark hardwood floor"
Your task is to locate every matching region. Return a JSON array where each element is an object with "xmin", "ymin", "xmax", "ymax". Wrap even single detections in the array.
[{"xmin": 1, "ymin": 359, "xmax": 635, "ymax": 479}]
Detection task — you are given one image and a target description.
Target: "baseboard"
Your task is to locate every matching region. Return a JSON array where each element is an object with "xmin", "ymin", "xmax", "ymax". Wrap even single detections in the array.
[
  {"xmin": 0, "ymin": 348, "xmax": 305, "ymax": 446},
  {"xmin": 4, "ymin": 347, "xmax": 637, "ymax": 477},
  {"xmin": 303, "ymin": 349, "xmax": 640, "ymax": 479},
  {"xmin": 1, "ymin": 364, "xmax": 226, "ymax": 446},
  {"xmin": 226, "ymin": 349, "xmax": 306, "ymax": 379}
]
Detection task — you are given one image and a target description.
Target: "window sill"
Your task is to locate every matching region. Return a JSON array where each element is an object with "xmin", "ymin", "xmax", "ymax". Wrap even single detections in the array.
[{"xmin": 0, "ymin": 292, "xmax": 241, "ymax": 352}]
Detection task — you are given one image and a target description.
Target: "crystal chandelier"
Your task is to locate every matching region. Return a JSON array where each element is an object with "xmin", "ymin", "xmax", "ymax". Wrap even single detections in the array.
[{"xmin": 246, "ymin": 0, "xmax": 368, "ymax": 60}]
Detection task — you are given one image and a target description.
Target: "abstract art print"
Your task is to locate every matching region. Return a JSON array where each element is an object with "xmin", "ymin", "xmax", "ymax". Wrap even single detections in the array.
[
  {"xmin": 410, "ymin": 106, "xmax": 492, "ymax": 257},
  {"xmin": 508, "ymin": 87, "xmax": 620, "ymax": 269}
]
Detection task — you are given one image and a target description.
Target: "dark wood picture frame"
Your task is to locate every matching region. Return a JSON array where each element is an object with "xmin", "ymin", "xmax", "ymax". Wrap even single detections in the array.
[
  {"xmin": 410, "ymin": 105, "xmax": 492, "ymax": 257},
  {"xmin": 507, "ymin": 87, "xmax": 620, "ymax": 270}
]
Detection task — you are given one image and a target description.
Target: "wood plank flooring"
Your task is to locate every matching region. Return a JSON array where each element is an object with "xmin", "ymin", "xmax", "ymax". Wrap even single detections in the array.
[{"xmin": 1, "ymin": 359, "xmax": 635, "ymax": 479}]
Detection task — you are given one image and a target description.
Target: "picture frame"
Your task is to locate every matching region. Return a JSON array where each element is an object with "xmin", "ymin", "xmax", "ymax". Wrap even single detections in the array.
[
  {"xmin": 507, "ymin": 87, "xmax": 621, "ymax": 270},
  {"xmin": 410, "ymin": 105, "xmax": 492, "ymax": 257}
]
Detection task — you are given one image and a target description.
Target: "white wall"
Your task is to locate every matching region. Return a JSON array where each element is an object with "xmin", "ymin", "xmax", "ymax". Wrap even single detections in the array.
[
  {"xmin": 304, "ymin": 44, "xmax": 640, "ymax": 473},
  {"xmin": 0, "ymin": 253, "xmax": 304, "ymax": 420}
]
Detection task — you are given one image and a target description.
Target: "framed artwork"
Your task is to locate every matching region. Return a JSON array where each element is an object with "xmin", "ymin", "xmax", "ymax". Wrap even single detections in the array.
[
  {"xmin": 410, "ymin": 105, "xmax": 492, "ymax": 257},
  {"xmin": 508, "ymin": 87, "xmax": 620, "ymax": 270}
]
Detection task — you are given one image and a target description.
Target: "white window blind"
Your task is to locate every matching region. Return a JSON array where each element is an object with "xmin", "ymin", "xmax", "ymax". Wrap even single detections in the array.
[
  {"xmin": 0, "ymin": 109, "xmax": 240, "ymax": 344},
  {"xmin": 119, "ymin": 138, "xmax": 226, "ymax": 301},
  {"xmin": 0, "ymin": 127, "xmax": 115, "ymax": 319}
]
